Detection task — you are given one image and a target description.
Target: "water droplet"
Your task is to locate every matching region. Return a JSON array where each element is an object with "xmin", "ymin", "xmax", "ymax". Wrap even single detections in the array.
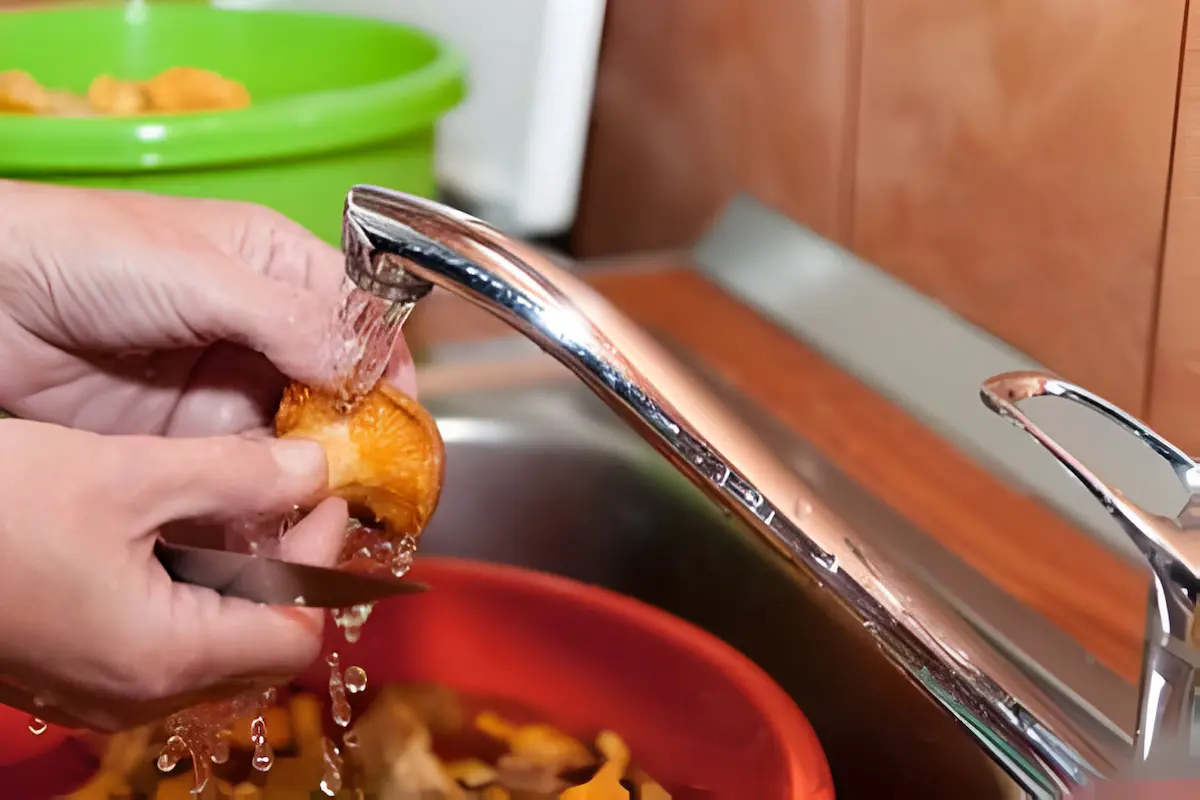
[
  {"xmin": 327, "ymin": 653, "xmax": 352, "ymax": 728},
  {"xmin": 344, "ymin": 666, "xmax": 367, "ymax": 694},
  {"xmin": 190, "ymin": 757, "xmax": 211, "ymax": 795},
  {"xmin": 333, "ymin": 603, "xmax": 374, "ymax": 645},
  {"xmin": 320, "ymin": 737, "xmax": 344, "ymax": 796},
  {"xmin": 27, "ymin": 717, "xmax": 46, "ymax": 735},
  {"xmin": 390, "ymin": 534, "xmax": 418, "ymax": 578},
  {"xmin": 158, "ymin": 735, "xmax": 188, "ymax": 772},
  {"xmin": 795, "ymin": 499, "xmax": 813, "ymax": 517},
  {"xmin": 293, "ymin": 595, "xmax": 307, "ymax": 606},
  {"xmin": 327, "ymin": 282, "xmax": 406, "ymax": 404},
  {"xmin": 210, "ymin": 734, "xmax": 230, "ymax": 765},
  {"xmin": 249, "ymin": 715, "xmax": 273, "ymax": 772},
  {"xmin": 262, "ymin": 687, "xmax": 278, "ymax": 705},
  {"xmin": 342, "ymin": 729, "xmax": 360, "ymax": 749}
]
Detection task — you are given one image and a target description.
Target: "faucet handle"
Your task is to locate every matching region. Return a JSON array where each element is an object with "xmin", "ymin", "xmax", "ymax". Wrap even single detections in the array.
[
  {"xmin": 981, "ymin": 370, "xmax": 1200, "ymax": 771},
  {"xmin": 981, "ymin": 371, "xmax": 1200, "ymax": 580}
]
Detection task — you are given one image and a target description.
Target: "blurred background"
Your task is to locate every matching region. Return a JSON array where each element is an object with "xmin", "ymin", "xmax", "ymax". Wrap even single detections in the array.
[
  {"xmin": 3, "ymin": 0, "xmax": 1197, "ymax": 559},
  {"xmin": 3, "ymin": 3, "xmax": 1198, "ymax": 797},
  {"xmin": 1, "ymin": 1, "xmax": 1196, "ymax": 540}
]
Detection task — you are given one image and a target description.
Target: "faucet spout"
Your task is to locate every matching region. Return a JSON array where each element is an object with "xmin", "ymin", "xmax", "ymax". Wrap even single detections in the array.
[
  {"xmin": 343, "ymin": 186, "xmax": 437, "ymax": 305},
  {"xmin": 342, "ymin": 185, "xmax": 1125, "ymax": 797}
]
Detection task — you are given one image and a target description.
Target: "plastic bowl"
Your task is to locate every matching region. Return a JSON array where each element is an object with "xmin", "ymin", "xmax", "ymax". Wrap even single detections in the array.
[
  {"xmin": 0, "ymin": 4, "xmax": 466, "ymax": 243},
  {"xmin": 0, "ymin": 704, "xmax": 96, "ymax": 797},
  {"xmin": 300, "ymin": 557, "xmax": 836, "ymax": 799},
  {"xmin": 0, "ymin": 558, "xmax": 835, "ymax": 797}
]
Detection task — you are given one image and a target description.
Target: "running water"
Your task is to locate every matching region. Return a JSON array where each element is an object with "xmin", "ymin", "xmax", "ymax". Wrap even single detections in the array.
[
  {"xmin": 145, "ymin": 280, "xmax": 412, "ymax": 796},
  {"xmin": 340, "ymin": 525, "xmax": 418, "ymax": 576},
  {"xmin": 326, "ymin": 279, "xmax": 409, "ymax": 409},
  {"xmin": 332, "ymin": 531, "xmax": 418, "ymax": 643}
]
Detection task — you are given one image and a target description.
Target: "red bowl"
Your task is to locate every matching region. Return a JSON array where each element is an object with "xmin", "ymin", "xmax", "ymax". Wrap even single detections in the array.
[
  {"xmin": 0, "ymin": 706, "xmax": 95, "ymax": 798},
  {"xmin": 0, "ymin": 706, "xmax": 72, "ymax": 767},
  {"xmin": 302, "ymin": 557, "xmax": 834, "ymax": 799}
]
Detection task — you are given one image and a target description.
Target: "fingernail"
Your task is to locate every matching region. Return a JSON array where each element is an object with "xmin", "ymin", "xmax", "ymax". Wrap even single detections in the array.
[{"xmin": 270, "ymin": 438, "xmax": 326, "ymax": 480}]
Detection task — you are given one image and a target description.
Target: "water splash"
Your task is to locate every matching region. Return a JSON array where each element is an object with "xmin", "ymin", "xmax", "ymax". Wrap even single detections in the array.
[
  {"xmin": 160, "ymin": 690, "xmax": 267, "ymax": 793},
  {"xmin": 332, "ymin": 602, "xmax": 374, "ymax": 645}
]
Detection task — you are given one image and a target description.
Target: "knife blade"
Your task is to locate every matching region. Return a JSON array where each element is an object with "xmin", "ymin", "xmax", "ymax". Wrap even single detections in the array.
[{"xmin": 154, "ymin": 539, "xmax": 428, "ymax": 608}]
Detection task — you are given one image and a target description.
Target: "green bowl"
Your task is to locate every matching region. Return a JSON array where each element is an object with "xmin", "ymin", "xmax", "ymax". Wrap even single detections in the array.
[{"xmin": 0, "ymin": 3, "xmax": 467, "ymax": 243}]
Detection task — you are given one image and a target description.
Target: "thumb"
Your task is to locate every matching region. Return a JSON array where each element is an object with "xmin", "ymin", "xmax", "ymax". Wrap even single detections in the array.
[
  {"xmin": 115, "ymin": 433, "xmax": 328, "ymax": 530},
  {"xmin": 163, "ymin": 497, "xmax": 348, "ymax": 692}
]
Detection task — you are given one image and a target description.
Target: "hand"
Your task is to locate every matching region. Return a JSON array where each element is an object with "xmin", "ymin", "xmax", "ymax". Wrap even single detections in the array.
[
  {"xmin": 0, "ymin": 419, "xmax": 347, "ymax": 732},
  {"xmin": 0, "ymin": 181, "xmax": 410, "ymax": 730},
  {"xmin": 0, "ymin": 179, "xmax": 416, "ymax": 437}
]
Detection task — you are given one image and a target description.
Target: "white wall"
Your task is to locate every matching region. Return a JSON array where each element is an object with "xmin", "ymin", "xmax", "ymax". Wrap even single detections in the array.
[{"xmin": 217, "ymin": 0, "xmax": 607, "ymax": 236}]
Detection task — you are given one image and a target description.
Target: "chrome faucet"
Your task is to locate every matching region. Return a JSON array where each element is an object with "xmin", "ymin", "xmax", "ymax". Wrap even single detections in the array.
[
  {"xmin": 341, "ymin": 185, "xmax": 1141, "ymax": 798},
  {"xmin": 982, "ymin": 373, "xmax": 1200, "ymax": 781}
]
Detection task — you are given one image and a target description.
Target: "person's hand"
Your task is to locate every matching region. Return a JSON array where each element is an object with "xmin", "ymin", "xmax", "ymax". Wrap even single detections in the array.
[
  {"xmin": 0, "ymin": 419, "xmax": 347, "ymax": 731},
  {"xmin": 0, "ymin": 181, "xmax": 413, "ymax": 729},
  {"xmin": 0, "ymin": 179, "xmax": 416, "ymax": 437}
]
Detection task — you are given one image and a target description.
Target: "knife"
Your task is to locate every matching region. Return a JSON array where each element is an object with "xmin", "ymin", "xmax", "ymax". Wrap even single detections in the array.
[{"xmin": 154, "ymin": 539, "xmax": 429, "ymax": 608}]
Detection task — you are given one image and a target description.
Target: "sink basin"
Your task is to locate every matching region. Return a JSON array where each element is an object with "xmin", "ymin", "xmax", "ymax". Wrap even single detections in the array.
[{"xmin": 418, "ymin": 378, "xmax": 1021, "ymax": 799}]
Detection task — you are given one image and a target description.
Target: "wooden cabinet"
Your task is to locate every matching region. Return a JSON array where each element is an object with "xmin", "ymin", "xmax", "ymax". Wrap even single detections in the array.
[
  {"xmin": 574, "ymin": 0, "xmax": 1192, "ymax": 427},
  {"xmin": 572, "ymin": 0, "xmax": 858, "ymax": 254},
  {"xmin": 1149, "ymin": 11, "xmax": 1200, "ymax": 452},
  {"xmin": 852, "ymin": 0, "xmax": 1184, "ymax": 413}
]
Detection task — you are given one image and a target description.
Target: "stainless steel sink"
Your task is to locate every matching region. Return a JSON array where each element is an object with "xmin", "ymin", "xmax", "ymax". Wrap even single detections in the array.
[{"xmin": 419, "ymin": 378, "xmax": 1021, "ymax": 799}]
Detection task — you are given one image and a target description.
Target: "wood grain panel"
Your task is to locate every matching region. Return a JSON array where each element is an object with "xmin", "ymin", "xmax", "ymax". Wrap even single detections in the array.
[
  {"xmin": 1149, "ymin": 6, "xmax": 1200, "ymax": 453},
  {"xmin": 852, "ymin": 0, "xmax": 1185, "ymax": 413},
  {"xmin": 571, "ymin": 0, "xmax": 857, "ymax": 257}
]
